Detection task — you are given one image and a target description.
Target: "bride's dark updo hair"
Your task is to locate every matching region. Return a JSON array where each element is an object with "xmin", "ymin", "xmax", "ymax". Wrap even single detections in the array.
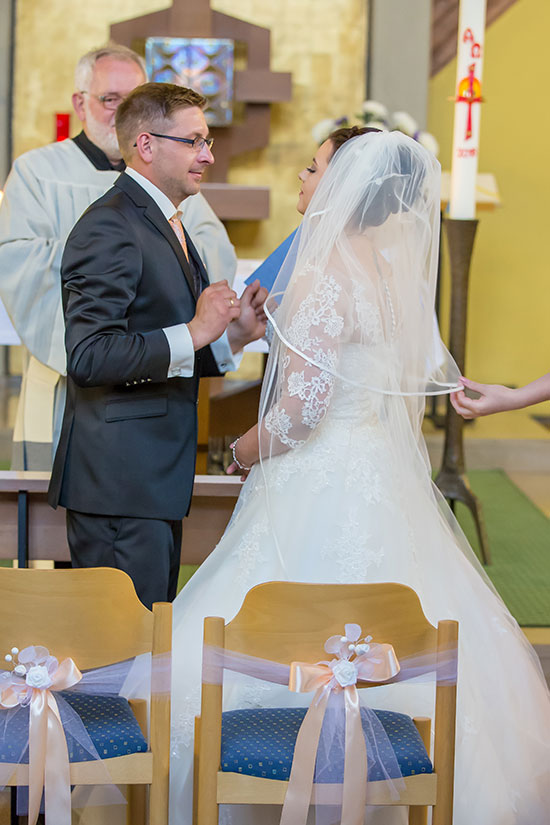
[{"xmin": 327, "ymin": 125, "xmax": 382, "ymax": 158}]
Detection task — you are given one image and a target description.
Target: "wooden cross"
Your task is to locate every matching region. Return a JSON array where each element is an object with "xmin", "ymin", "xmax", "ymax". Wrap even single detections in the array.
[{"xmin": 110, "ymin": 0, "xmax": 292, "ymax": 220}]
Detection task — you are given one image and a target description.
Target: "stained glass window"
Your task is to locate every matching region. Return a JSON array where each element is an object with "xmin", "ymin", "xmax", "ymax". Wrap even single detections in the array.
[{"xmin": 146, "ymin": 38, "xmax": 234, "ymax": 127}]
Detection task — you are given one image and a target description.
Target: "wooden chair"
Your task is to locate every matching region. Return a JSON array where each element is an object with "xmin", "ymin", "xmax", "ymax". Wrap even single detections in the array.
[
  {"xmin": 194, "ymin": 581, "xmax": 458, "ymax": 825},
  {"xmin": 0, "ymin": 567, "xmax": 172, "ymax": 825}
]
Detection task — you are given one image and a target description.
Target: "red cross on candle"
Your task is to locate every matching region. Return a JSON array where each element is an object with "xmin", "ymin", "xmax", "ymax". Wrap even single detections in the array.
[{"xmin": 456, "ymin": 63, "xmax": 483, "ymax": 141}]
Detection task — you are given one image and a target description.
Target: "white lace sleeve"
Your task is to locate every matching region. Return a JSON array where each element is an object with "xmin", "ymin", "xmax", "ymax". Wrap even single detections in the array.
[{"xmin": 264, "ymin": 272, "xmax": 347, "ymax": 449}]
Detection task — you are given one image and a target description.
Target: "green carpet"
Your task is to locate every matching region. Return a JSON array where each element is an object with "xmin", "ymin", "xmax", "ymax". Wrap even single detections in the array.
[
  {"xmin": 178, "ymin": 470, "xmax": 550, "ymax": 626},
  {"xmin": 454, "ymin": 470, "xmax": 550, "ymax": 627}
]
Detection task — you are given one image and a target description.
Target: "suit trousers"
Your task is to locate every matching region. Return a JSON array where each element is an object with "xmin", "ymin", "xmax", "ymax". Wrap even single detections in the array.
[{"xmin": 66, "ymin": 509, "xmax": 182, "ymax": 609}]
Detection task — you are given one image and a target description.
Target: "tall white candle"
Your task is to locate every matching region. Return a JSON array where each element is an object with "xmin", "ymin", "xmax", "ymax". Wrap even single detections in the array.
[{"xmin": 449, "ymin": 0, "xmax": 487, "ymax": 219}]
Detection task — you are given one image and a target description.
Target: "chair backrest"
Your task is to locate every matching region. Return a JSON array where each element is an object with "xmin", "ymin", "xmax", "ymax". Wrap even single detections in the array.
[
  {"xmin": 223, "ymin": 581, "xmax": 438, "ymax": 674},
  {"xmin": 0, "ymin": 567, "xmax": 156, "ymax": 669}
]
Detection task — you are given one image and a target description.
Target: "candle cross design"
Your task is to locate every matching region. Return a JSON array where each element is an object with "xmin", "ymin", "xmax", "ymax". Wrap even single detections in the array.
[
  {"xmin": 456, "ymin": 63, "xmax": 483, "ymax": 141},
  {"xmin": 449, "ymin": 0, "xmax": 487, "ymax": 220}
]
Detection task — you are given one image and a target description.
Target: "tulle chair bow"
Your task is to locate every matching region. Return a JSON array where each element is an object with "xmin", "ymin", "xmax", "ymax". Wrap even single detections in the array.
[
  {"xmin": 0, "ymin": 645, "xmax": 82, "ymax": 825},
  {"xmin": 281, "ymin": 624, "xmax": 400, "ymax": 825}
]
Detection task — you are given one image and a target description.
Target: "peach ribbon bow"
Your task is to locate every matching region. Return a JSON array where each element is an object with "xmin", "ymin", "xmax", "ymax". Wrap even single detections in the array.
[
  {"xmin": 280, "ymin": 625, "xmax": 400, "ymax": 825},
  {"xmin": 0, "ymin": 646, "xmax": 82, "ymax": 825}
]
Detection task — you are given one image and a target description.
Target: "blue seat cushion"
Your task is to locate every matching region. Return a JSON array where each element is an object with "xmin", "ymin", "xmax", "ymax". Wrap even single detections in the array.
[
  {"xmin": 221, "ymin": 707, "xmax": 432, "ymax": 782},
  {"xmin": 0, "ymin": 691, "xmax": 148, "ymax": 763}
]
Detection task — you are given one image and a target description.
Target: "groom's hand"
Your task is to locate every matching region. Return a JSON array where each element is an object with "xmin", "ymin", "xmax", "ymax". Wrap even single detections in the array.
[
  {"xmin": 187, "ymin": 280, "xmax": 240, "ymax": 351},
  {"xmin": 227, "ymin": 280, "xmax": 268, "ymax": 354}
]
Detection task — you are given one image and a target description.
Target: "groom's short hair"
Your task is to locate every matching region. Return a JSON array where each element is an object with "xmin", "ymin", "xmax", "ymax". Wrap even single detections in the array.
[{"xmin": 116, "ymin": 82, "xmax": 207, "ymax": 162}]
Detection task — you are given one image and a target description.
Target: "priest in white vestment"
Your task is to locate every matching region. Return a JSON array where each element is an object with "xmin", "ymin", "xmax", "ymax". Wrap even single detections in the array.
[{"xmin": 0, "ymin": 44, "xmax": 237, "ymax": 470}]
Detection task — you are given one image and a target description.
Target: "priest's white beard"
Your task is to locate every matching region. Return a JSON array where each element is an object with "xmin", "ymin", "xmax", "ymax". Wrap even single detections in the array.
[{"xmin": 83, "ymin": 108, "xmax": 121, "ymax": 164}]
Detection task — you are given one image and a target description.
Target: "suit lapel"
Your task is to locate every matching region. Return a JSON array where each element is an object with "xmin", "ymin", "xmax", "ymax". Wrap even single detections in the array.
[
  {"xmin": 114, "ymin": 173, "xmax": 198, "ymax": 300},
  {"xmin": 184, "ymin": 230, "xmax": 210, "ymax": 291},
  {"xmin": 144, "ymin": 205, "xmax": 198, "ymax": 299}
]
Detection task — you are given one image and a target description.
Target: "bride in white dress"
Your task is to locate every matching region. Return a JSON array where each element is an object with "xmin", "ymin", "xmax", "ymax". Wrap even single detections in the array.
[{"xmin": 170, "ymin": 129, "xmax": 550, "ymax": 824}]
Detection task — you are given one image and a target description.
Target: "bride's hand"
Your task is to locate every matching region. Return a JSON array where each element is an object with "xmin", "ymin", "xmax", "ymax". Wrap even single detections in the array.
[
  {"xmin": 227, "ymin": 438, "xmax": 254, "ymax": 481},
  {"xmin": 226, "ymin": 461, "xmax": 251, "ymax": 482}
]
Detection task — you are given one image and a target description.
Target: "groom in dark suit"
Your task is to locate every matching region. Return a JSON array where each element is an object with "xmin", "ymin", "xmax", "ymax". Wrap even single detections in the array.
[{"xmin": 48, "ymin": 83, "xmax": 267, "ymax": 608}]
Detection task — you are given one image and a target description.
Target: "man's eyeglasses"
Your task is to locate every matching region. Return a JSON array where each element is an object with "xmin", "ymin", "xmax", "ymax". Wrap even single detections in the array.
[
  {"xmin": 80, "ymin": 92, "xmax": 125, "ymax": 111},
  {"xmin": 148, "ymin": 133, "xmax": 214, "ymax": 151}
]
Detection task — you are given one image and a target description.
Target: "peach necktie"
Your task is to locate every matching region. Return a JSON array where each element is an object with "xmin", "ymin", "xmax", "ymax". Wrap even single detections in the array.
[
  {"xmin": 168, "ymin": 212, "xmax": 189, "ymax": 261},
  {"xmin": 169, "ymin": 212, "xmax": 203, "ymax": 296}
]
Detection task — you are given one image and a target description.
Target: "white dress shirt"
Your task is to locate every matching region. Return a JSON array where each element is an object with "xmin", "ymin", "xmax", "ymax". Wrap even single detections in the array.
[{"xmin": 125, "ymin": 167, "xmax": 240, "ymax": 377}]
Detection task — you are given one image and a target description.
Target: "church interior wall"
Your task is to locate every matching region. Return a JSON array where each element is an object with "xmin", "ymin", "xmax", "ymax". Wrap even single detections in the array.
[
  {"xmin": 428, "ymin": 0, "xmax": 550, "ymax": 396},
  {"xmin": 12, "ymin": 0, "xmax": 368, "ymax": 258}
]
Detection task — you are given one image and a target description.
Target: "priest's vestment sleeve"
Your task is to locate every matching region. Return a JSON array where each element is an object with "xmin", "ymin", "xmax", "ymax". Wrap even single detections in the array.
[{"xmin": 0, "ymin": 141, "xmax": 118, "ymax": 375}]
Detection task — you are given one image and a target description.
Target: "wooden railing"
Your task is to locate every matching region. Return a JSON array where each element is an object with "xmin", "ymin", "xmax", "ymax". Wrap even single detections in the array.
[{"xmin": 0, "ymin": 472, "xmax": 241, "ymax": 567}]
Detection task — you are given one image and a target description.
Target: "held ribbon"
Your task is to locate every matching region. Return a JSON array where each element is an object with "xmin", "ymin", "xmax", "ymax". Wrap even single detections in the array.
[
  {"xmin": 0, "ymin": 656, "xmax": 82, "ymax": 825},
  {"xmin": 280, "ymin": 642, "xmax": 400, "ymax": 825}
]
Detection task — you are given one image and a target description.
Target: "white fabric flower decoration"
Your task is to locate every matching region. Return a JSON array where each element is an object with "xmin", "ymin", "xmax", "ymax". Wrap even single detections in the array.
[
  {"xmin": 26, "ymin": 665, "xmax": 53, "ymax": 689},
  {"xmin": 331, "ymin": 658, "xmax": 358, "ymax": 687}
]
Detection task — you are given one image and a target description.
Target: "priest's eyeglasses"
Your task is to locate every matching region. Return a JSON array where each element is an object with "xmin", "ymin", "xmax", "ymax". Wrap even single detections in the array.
[
  {"xmin": 148, "ymin": 133, "xmax": 215, "ymax": 151},
  {"xmin": 80, "ymin": 92, "xmax": 125, "ymax": 110}
]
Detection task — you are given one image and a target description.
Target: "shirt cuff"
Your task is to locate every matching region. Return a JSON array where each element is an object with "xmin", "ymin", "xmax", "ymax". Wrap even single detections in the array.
[
  {"xmin": 162, "ymin": 325, "xmax": 243, "ymax": 378},
  {"xmin": 210, "ymin": 331, "xmax": 243, "ymax": 374},
  {"xmin": 163, "ymin": 323, "xmax": 195, "ymax": 378}
]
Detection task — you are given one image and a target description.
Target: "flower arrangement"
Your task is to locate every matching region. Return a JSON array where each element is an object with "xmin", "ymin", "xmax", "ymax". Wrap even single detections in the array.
[{"xmin": 312, "ymin": 99, "xmax": 440, "ymax": 157}]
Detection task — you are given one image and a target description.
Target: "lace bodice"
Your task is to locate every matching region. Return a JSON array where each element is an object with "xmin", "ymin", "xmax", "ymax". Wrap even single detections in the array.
[{"xmin": 265, "ymin": 269, "xmax": 390, "ymax": 450}]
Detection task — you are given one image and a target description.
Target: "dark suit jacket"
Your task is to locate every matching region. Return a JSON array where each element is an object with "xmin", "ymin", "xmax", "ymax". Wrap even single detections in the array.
[{"xmin": 48, "ymin": 172, "xmax": 222, "ymax": 520}]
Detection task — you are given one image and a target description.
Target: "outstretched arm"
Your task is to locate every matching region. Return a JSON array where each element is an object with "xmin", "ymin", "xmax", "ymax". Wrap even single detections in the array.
[{"xmin": 451, "ymin": 373, "xmax": 550, "ymax": 419}]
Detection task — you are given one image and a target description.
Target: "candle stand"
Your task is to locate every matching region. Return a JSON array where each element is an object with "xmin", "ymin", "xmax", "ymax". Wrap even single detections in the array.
[{"xmin": 434, "ymin": 217, "xmax": 491, "ymax": 564}]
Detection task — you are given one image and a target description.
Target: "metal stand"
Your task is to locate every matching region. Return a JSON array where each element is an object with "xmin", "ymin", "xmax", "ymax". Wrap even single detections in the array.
[
  {"xmin": 434, "ymin": 218, "xmax": 491, "ymax": 564},
  {"xmin": 425, "ymin": 211, "xmax": 446, "ymax": 428}
]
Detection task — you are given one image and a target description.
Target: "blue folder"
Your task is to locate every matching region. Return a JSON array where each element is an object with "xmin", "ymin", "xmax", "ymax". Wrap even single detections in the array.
[{"xmin": 245, "ymin": 227, "xmax": 300, "ymax": 291}]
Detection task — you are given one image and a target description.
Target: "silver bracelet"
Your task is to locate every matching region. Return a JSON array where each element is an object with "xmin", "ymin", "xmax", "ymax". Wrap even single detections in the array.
[{"xmin": 231, "ymin": 437, "xmax": 251, "ymax": 471}]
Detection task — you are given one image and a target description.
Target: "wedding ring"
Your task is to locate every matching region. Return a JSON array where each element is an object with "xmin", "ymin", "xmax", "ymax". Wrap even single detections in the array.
[{"xmin": 230, "ymin": 298, "xmax": 235, "ymax": 306}]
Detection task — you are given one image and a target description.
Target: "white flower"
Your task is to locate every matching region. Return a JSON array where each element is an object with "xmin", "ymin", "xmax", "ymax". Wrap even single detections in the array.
[
  {"xmin": 331, "ymin": 658, "xmax": 358, "ymax": 687},
  {"xmin": 25, "ymin": 665, "xmax": 53, "ymax": 689},
  {"xmin": 311, "ymin": 118, "xmax": 339, "ymax": 145},
  {"xmin": 416, "ymin": 130, "xmax": 439, "ymax": 157},
  {"xmin": 365, "ymin": 120, "xmax": 388, "ymax": 132},
  {"xmin": 390, "ymin": 111, "xmax": 418, "ymax": 137},
  {"xmin": 361, "ymin": 100, "xmax": 388, "ymax": 120}
]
